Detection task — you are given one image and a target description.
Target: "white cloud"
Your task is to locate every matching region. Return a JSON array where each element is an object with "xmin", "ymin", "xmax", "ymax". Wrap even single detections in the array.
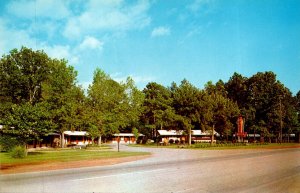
[
  {"xmin": 151, "ymin": 26, "xmax": 170, "ymax": 37},
  {"xmin": 42, "ymin": 45, "xmax": 70, "ymax": 59},
  {"xmin": 131, "ymin": 75, "xmax": 155, "ymax": 84},
  {"xmin": 63, "ymin": 0, "xmax": 151, "ymax": 39},
  {"xmin": 79, "ymin": 36, "xmax": 104, "ymax": 50},
  {"xmin": 6, "ymin": 0, "xmax": 70, "ymax": 20},
  {"xmin": 40, "ymin": 44, "xmax": 80, "ymax": 65},
  {"xmin": 186, "ymin": 0, "xmax": 216, "ymax": 16},
  {"xmin": 111, "ymin": 72, "xmax": 155, "ymax": 85},
  {"xmin": 187, "ymin": 0, "xmax": 211, "ymax": 12},
  {"xmin": 178, "ymin": 25, "xmax": 203, "ymax": 45},
  {"xmin": 0, "ymin": 19, "xmax": 36, "ymax": 55},
  {"xmin": 0, "ymin": 20, "xmax": 79, "ymax": 66}
]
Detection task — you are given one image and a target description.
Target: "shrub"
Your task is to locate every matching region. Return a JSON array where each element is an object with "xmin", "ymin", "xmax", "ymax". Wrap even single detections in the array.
[
  {"xmin": 169, "ymin": 139, "xmax": 174, "ymax": 144},
  {"xmin": 175, "ymin": 139, "xmax": 179, "ymax": 144},
  {"xmin": 10, "ymin": 146, "xmax": 27, "ymax": 158},
  {"xmin": 0, "ymin": 135, "xmax": 21, "ymax": 152}
]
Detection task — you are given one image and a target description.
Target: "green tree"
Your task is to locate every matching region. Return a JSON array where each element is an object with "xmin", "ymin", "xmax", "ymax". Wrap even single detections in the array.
[
  {"xmin": 0, "ymin": 47, "xmax": 51, "ymax": 105},
  {"xmin": 0, "ymin": 47, "xmax": 54, "ymax": 148},
  {"xmin": 87, "ymin": 124, "xmax": 100, "ymax": 145},
  {"xmin": 246, "ymin": 71, "xmax": 293, "ymax": 142},
  {"xmin": 171, "ymin": 79, "xmax": 203, "ymax": 145},
  {"xmin": 0, "ymin": 47, "xmax": 83, "ymax": 148},
  {"xmin": 122, "ymin": 77, "xmax": 145, "ymax": 129},
  {"xmin": 295, "ymin": 91, "xmax": 300, "ymax": 142},
  {"xmin": 142, "ymin": 82, "xmax": 177, "ymax": 138},
  {"xmin": 225, "ymin": 72, "xmax": 248, "ymax": 108},
  {"xmin": 87, "ymin": 68, "xmax": 130, "ymax": 144},
  {"xmin": 2, "ymin": 102, "xmax": 53, "ymax": 145},
  {"xmin": 132, "ymin": 127, "xmax": 139, "ymax": 143},
  {"xmin": 204, "ymin": 81, "xmax": 240, "ymax": 144},
  {"xmin": 42, "ymin": 59, "xmax": 84, "ymax": 147}
]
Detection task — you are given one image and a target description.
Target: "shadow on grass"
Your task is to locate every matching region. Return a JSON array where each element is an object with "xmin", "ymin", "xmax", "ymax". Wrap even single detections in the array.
[{"xmin": 27, "ymin": 152, "xmax": 44, "ymax": 155}]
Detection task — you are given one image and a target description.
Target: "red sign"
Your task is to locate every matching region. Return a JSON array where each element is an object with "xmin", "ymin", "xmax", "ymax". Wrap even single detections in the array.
[
  {"xmin": 238, "ymin": 116, "xmax": 244, "ymax": 134},
  {"xmin": 236, "ymin": 116, "xmax": 247, "ymax": 137}
]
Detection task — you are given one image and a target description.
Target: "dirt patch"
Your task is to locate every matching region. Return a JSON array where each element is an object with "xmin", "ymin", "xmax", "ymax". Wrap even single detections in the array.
[{"xmin": 0, "ymin": 155, "xmax": 150, "ymax": 175}]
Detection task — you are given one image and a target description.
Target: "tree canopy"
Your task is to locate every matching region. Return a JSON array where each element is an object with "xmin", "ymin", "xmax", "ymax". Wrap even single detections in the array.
[{"xmin": 1, "ymin": 47, "xmax": 299, "ymax": 145}]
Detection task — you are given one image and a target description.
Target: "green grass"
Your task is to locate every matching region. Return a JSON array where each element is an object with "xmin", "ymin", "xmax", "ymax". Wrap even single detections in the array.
[
  {"xmin": 129, "ymin": 142, "xmax": 300, "ymax": 150},
  {"xmin": 0, "ymin": 149, "xmax": 150, "ymax": 165},
  {"xmin": 192, "ymin": 142, "xmax": 300, "ymax": 150}
]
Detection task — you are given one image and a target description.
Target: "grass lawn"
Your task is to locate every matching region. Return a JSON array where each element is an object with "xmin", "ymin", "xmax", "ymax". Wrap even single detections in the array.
[
  {"xmin": 192, "ymin": 142, "xmax": 300, "ymax": 150},
  {"xmin": 129, "ymin": 143, "xmax": 300, "ymax": 150},
  {"xmin": 0, "ymin": 149, "xmax": 150, "ymax": 165}
]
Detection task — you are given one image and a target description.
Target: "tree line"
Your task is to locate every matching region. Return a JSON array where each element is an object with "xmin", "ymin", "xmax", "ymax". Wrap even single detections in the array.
[{"xmin": 1, "ymin": 47, "xmax": 299, "ymax": 147}]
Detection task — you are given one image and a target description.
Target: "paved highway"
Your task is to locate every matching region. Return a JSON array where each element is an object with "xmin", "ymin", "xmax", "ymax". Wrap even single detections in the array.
[{"xmin": 1, "ymin": 145, "xmax": 299, "ymax": 193}]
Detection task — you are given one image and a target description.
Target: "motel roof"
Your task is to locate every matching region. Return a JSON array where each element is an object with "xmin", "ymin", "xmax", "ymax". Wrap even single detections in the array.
[
  {"xmin": 113, "ymin": 133, "xmax": 145, "ymax": 137},
  {"xmin": 64, "ymin": 131, "xmax": 88, "ymax": 136},
  {"xmin": 157, "ymin": 130, "xmax": 219, "ymax": 136},
  {"xmin": 63, "ymin": 131, "xmax": 145, "ymax": 137}
]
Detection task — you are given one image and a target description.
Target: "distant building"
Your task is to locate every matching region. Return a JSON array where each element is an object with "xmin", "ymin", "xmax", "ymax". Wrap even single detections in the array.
[
  {"xmin": 63, "ymin": 131, "xmax": 91, "ymax": 146},
  {"xmin": 157, "ymin": 130, "xmax": 219, "ymax": 144},
  {"xmin": 25, "ymin": 130, "xmax": 145, "ymax": 148},
  {"xmin": 112, "ymin": 133, "xmax": 145, "ymax": 144}
]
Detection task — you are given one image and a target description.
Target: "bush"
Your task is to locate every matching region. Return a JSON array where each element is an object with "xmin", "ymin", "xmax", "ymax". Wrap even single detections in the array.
[
  {"xmin": 169, "ymin": 139, "xmax": 174, "ymax": 144},
  {"xmin": 10, "ymin": 146, "xmax": 27, "ymax": 158},
  {"xmin": 0, "ymin": 135, "xmax": 21, "ymax": 152}
]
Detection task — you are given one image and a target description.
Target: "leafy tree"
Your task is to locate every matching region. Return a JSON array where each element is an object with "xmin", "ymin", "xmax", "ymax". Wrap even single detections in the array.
[
  {"xmin": 205, "ymin": 80, "xmax": 227, "ymax": 97},
  {"xmin": 225, "ymin": 71, "xmax": 298, "ymax": 143},
  {"xmin": 293, "ymin": 91, "xmax": 300, "ymax": 142},
  {"xmin": 122, "ymin": 77, "xmax": 145, "ymax": 129},
  {"xmin": 0, "ymin": 47, "xmax": 54, "ymax": 147},
  {"xmin": 142, "ymin": 82, "xmax": 177, "ymax": 138},
  {"xmin": 203, "ymin": 85, "xmax": 240, "ymax": 144},
  {"xmin": 246, "ymin": 71, "xmax": 293, "ymax": 142},
  {"xmin": 225, "ymin": 72, "xmax": 248, "ymax": 108},
  {"xmin": 0, "ymin": 47, "xmax": 50, "ymax": 105},
  {"xmin": 87, "ymin": 68, "xmax": 132, "ymax": 144},
  {"xmin": 171, "ymin": 79, "xmax": 203, "ymax": 145},
  {"xmin": 42, "ymin": 59, "xmax": 84, "ymax": 147},
  {"xmin": 0, "ymin": 47, "xmax": 83, "ymax": 148},
  {"xmin": 132, "ymin": 127, "xmax": 139, "ymax": 143},
  {"xmin": 2, "ymin": 102, "xmax": 53, "ymax": 145},
  {"xmin": 87, "ymin": 124, "xmax": 100, "ymax": 145}
]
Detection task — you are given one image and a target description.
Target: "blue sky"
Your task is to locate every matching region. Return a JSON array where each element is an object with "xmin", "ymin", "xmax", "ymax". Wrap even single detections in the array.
[{"xmin": 0, "ymin": 0, "xmax": 299, "ymax": 95}]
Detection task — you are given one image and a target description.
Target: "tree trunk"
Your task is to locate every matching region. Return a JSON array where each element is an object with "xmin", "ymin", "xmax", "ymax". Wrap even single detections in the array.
[
  {"xmin": 98, "ymin": 135, "xmax": 102, "ymax": 146},
  {"xmin": 61, "ymin": 132, "xmax": 65, "ymax": 148},
  {"xmin": 24, "ymin": 144, "xmax": 28, "ymax": 156},
  {"xmin": 211, "ymin": 125, "xmax": 215, "ymax": 145}
]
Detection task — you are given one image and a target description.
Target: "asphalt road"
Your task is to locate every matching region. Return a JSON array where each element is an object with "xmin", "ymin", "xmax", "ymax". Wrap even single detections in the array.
[{"xmin": 1, "ymin": 145, "xmax": 299, "ymax": 193}]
